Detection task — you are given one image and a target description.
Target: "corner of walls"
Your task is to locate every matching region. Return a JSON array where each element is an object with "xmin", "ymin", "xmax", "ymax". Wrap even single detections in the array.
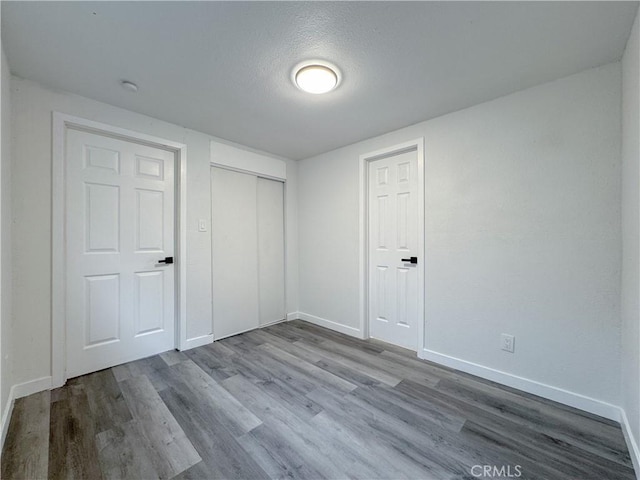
[
  {"xmin": 0, "ymin": 38, "xmax": 15, "ymax": 450},
  {"xmin": 284, "ymin": 158, "xmax": 299, "ymax": 317},
  {"xmin": 297, "ymin": 312, "xmax": 364, "ymax": 339},
  {"xmin": 621, "ymin": 7, "xmax": 640, "ymax": 476}
]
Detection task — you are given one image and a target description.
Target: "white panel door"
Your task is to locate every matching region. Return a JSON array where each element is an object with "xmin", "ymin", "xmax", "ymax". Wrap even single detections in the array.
[
  {"xmin": 368, "ymin": 150, "xmax": 419, "ymax": 350},
  {"xmin": 211, "ymin": 167, "xmax": 260, "ymax": 339},
  {"xmin": 66, "ymin": 128, "xmax": 175, "ymax": 378},
  {"xmin": 257, "ymin": 177, "xmax": 285, "ymax": 325}
]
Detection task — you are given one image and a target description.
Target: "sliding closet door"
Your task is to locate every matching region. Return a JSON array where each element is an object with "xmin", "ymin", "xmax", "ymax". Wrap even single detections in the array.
[
  {"xmin": 211, "ymin": 167, "xmax": 259, "ymax": 339},
  {"xmin": 211, "ymin": 167, "xmax": 286, "ymax": 339},
  {"xmin": 257, "ymin": 178, "xmax": 285, "ymax": 325}
]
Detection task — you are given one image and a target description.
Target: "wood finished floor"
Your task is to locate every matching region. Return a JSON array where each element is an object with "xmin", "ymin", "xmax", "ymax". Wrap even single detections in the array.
[{"xmin": 1, "ymin": 320, "xmax": 636, "ymax": 480}]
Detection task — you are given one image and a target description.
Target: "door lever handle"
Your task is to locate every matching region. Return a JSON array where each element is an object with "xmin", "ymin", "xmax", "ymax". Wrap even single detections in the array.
[
  {"xmin": 158, "ymin": 257, "xmax": 174, "ymax": 264},
  {"xmin": 401, "ymin": 257, "xmax": 418, "ymax": 264}
]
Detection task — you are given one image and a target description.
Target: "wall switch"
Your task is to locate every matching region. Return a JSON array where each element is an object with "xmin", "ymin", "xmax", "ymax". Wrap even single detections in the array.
[
  {"xmin": 198, "ymin": 219, "xmax": 207, "ymax": 232},
  {"xmin": 501, "ymin": 334, "xmax": 515, "ymax": 353}
]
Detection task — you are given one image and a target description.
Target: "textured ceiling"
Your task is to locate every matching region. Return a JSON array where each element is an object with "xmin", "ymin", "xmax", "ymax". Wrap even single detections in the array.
[{"xmin": 2, "ymin": 1, "xmax": 638, "ymax": 160}]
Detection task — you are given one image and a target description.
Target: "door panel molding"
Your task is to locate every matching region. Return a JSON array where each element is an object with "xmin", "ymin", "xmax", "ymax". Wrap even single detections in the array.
[
  {"xmin": 359, "ymin": 138, "xmax": 425, "ymax": 351},
  {"xmin": 52, "ymin": 112, "xmax": 188, "ymax": 388}
]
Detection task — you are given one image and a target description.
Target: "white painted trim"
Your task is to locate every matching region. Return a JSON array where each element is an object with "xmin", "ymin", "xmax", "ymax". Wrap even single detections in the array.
[
  {"xmin": 180, "ymin": 334, "xmax": 214, "ymax": 351},
  {"xmin": 260, "ymin": 318, "xmax": 288, "ymax": 328},
  {"xmin": 420, "ymin": 348, "xmax": 620, "ymax": 421},
  {"xmin": 298, "ymin": 312, "xmax": 364, "ymax": 339},
  {"xmin": 209, "ymin": 162, "xmax": 285, "ymax": 183},
  {"xmin": 52, "ymin": 112, "xmax": 187, "ymax": 386},
  {"xmin": 620, "ymin": 408, "xmax": 640, "ymax": 478},
  {"xmin": 286, "ymin": 311, "xmax": 300, "ymax": 321},
  {"xmin": 210, "ymin": 140, "xmax": 286, "ymax": 180},
  {"xmin": 0, "ymin": 387, "xmax": 14, "ymax": 451},
  {"xmin": 12, "ymin": 376, "xmax": 52, "ymax": 399},
  {"xmin": 177, "ymin": 142, "xmax": 189, "ymax": 351},
  {"xmin": 359, "ymin": 138, "xmax": 425, "ymax": 350},
  {"xmin": 0, "ymin": 376, "xmax": 53, "ymax": 451}
]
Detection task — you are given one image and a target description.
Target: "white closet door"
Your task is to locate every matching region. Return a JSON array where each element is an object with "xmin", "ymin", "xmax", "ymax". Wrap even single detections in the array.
[
  {"xmin": 257, "ymin": 177, "xmax": 285, "ymax": 325},
  {"xmin": 211, "ymin": 167, "xmax": 259, "ymax": 339}
]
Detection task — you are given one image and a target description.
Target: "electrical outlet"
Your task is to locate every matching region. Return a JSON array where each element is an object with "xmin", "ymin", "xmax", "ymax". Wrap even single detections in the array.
[
  {"xmin": 198, "ymin": 219, "xmax": 207, "ymax": 232},
  {"xmin": 501, "ymin": 334, "xmax": 515, "ymax": 353}
]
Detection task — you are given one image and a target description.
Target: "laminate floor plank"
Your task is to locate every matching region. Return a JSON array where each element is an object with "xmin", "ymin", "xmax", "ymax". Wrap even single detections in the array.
[
  {"xmin": 160, "ymin": 386, "xmax": 270, "ymax": 480},
  {"xmin": 400, "ymin": 378, "xmax": 631, "ymax": 477},
  {"xmin": 1, "ymin": 391, "xmax": 50, "ymax": 480},
  {"xmin": 156, "ymin": 360, "xmax": 263, "ymax": 436},
  {"xmin": 69, "ymin": 369, "xmax": 132, "ymax": 434},
  {"xmin": 293, "ymin": 339, "xmax": 402, "ymax": 386},
  {"xmin": 169, "ymin": 461, "xmax": 211, "ymax": 480},
  {"xmin": 311, "ymin": 336, "xmax": 442, "ymax": 388},
  {"xmin": 248, "ymin": 328, "xmax": 327, "ymax": 363},
  {"xmin": 95, "ymin": 420, "xmax": 160, "ymax": 480},
  {"xmin": 395, "ymin": 379, "xmax": 635, "ymax": 479},
  {"xmin": 307, "ymin": 386, "xmax": 453, "ymax": 480},
  {"xmin": 48, "ymin": 391, "xmax": 103, "ymax": 480},
  {"xmin": 222, "ymin": 374, "xmax": 374, "ymax": 480},
  {"xmin": 2, "ymin": 320, "xmax": 636, "ymax": 480},
  {"xmin": 112, "ymin": 355, "xmax": 171, "ymax": 392},
  {"xmin": 436, "ymin": 377, "xmax": 632, "ymax": 465},
  {"xmin": 160, "ymin": 349, "xmax": 189, "ymax": 367},
  {"xmin": 184, "ymin": 346, "xmax": 238, "ymax": 382},
  {"xmin": 215, "ymin": 351, "xmax": 325, "ymax": 422},
  {"xmin": 287, "ymin": 320, "xmax": 385, "ymax": 354},
  {"xmin": 119, "ymin": 375, "xmax": 201, "ymax": 479},
  {"xmin": 305, "ymin": 385, "xmax": 458, "ymax": 479},
  {"xmin": 256, "ymin": 341, "xmax": 358, "ymax": 393}
]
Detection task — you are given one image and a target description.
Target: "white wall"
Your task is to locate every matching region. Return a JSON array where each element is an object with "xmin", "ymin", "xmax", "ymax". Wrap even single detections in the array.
[
  {"xmin": 621, "ymin": 9, "xmax": 640, "ymax": 468},
  {"xmin": 9, "ymin": 76, "xmax": 298, "ymax": 387},
  {"xmin": 299, "ymin": 63, "xmax": 622, "ymax": 409},
  {"xmin": 1, "ymin": 44, "xmax": 13, "ymax": 435}
]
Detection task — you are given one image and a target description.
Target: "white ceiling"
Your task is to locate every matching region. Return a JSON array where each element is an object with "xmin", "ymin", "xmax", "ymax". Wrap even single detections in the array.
[{"xmin": 2, "ymin": 1, "xmax": 638, "ymax": 160}]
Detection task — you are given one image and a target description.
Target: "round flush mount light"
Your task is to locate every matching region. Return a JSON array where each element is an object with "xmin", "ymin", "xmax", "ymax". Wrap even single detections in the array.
[
  {"xmin": 293, "ymin": 62, "xmax": 340, "ymax": 94},
  {"xmin": 120, "ymin": 80, "xmax": 138, "ymax": 93}
]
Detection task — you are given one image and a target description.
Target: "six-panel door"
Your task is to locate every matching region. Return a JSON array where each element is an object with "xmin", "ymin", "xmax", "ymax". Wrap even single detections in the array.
[
  {"xmin": 368, "ymin": 149, "xmax": 419, "ymax": 350},
  {"xmin": 65, "ymin": 128, "xmax": 176, "ymax": 378}
]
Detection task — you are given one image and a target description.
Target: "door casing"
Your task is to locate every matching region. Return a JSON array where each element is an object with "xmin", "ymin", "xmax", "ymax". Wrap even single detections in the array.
[
  {"xmin": 359, "ymin": 138, "xmax": 425, "ymax": 354},
  {"xmin": 52, "ymin": 113, "xmax": 188, "ymax": 388}
]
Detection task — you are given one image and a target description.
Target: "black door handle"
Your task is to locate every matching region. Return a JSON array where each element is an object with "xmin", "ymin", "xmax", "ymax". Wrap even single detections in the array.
[
  {"xmin": 401, "ymin": 257, "xmax": 418, "ymax": 264},
  {"xmin": 158, "ymin": 257, "xmax": 174, "ymax": 264}
]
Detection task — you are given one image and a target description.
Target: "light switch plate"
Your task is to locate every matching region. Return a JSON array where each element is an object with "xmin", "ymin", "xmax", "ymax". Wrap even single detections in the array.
[{"xmin": 198, "ymin": 219, "xmax": 207, "ymax": 232}]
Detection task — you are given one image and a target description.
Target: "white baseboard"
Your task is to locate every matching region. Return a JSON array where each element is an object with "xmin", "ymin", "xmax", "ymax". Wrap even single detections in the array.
[
  {"xmin": 1, "ymin": 376, "xmax": 52, "ymax": 451},
  {"xmin": 420, "ymin": 348, "xmax": 620, "ymax": 421},
  {"xmin": 620, "ymin": 408, "xmax": 640, "ymax": 479},
  {"xmin": 180, "ymin": 334, "xmax": 214, "ymax": 351},
  {"xmin": 260, "ymin": 318, "xmax": 288, "ymax": 328},
  {"xmin": 12, "ymin": 376, "xmax": 52, "ymax": 399},
  {"xmin": 286, "ymin": 311, "xmax": 300, "ymax": 321},
  {"xmin": 297, "ymin": 311, "xmax": 364, "ymax": 339},
  {"xmin": 1, "ymin": 388, "xmax": 15, "ymax": 452}
]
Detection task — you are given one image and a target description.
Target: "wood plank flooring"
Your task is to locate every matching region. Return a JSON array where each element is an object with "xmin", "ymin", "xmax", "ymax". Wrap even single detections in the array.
[{"xmin": 1, "ymin": 320, "xmax": 636, "ymax": 479}]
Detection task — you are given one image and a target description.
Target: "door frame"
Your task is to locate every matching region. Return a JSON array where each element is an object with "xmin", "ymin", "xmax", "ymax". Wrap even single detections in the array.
[
  {"xmin": 209, "ymin": 162, "xmax": 288, "ymax": 340},
  {"xmin": 52, "ymin": 112, "xmax": 188, "ymax": 388},
  {"xmin": 359, "ymin": 138, "xmax": 425, "ymax": 353}
]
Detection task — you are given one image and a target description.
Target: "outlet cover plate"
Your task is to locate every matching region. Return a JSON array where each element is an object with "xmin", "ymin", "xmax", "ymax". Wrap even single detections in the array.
[{"xmin": 501, "ymin": 334, "xmax": 515, "ymax": 353}]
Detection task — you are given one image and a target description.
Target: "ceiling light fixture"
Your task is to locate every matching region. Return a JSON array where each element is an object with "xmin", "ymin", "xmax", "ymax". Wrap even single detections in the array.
[
  {"xmin": 120, "ymin": 80, "xmax": 138, "ymax": 92},
  {"xmin": 294, "ymin": 63, "xmax": 339, "ymax": 94}
]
